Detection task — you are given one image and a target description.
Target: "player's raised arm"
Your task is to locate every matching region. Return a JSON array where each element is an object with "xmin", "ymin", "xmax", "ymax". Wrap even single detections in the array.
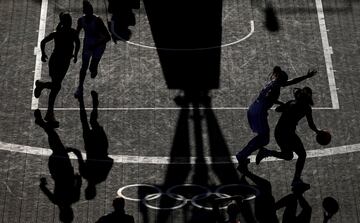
[{"xmin": 283, "ymin": 69, "xmax": 317, "ymax": 87}]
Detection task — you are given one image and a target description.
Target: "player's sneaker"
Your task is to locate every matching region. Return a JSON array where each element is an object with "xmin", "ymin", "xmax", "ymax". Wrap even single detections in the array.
[
  {"xmin": 34, "ymin": 109, "xmax": 45, "ymax": 126},
  {"xmin": 236, "ymin": 158, "xmax": 250, "ymax": 173},
  {"xmin": 34, "ymin": 80, "xmax": 43, "ymax": 98},
  {"xmin": 90, "ymin": 68, "xmax": 98, "ymax": 78},
  {"xmin": 255, "ymin": 148, "xmax": 270, "ymax": 165}
]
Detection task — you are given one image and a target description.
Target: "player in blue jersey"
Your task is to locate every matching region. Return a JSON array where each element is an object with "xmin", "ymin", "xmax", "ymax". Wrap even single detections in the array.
[{"xmin": 74, "ymin": 0, "xmax": 111, "ymax": 98}]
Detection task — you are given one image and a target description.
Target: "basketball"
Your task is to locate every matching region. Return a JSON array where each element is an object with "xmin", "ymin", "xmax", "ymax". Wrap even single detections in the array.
[{"xmin": 316, "ymin": 130, "xmax": 331, "ymax": 145}]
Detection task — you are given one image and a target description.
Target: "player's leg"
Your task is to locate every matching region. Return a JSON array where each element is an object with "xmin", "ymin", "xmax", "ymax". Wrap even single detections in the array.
[
  {"xmin": 45, "ymin": 57, "xmax": 70, "ymax": 126},
  {"xmin": 256, "ymin": 129, "xmax": 294, "ymax": 164},
  {"xmin": 291, "ymin": 135, "xmax": 307, "ymax": 186},
  {"xmin": 89, "ymin": 90, "xmax": 99, "ymax": 128},
  {"xmin": 237, "ymin": 108, "xmax": 270, "ymax": 163},
  {"xmin": 75, "ymin": 49, "xmax": 91, "ymax": 98},
  {"xmin": 34, "ymin": 56, "xmax": 57, "ymax": 98},
  {"xmin": 89, "ymin": 45, "xmax": 106, "ymax": 78}
]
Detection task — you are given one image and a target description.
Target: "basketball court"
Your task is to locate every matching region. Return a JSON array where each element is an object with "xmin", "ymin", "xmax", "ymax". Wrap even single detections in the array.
[{"xmin": 0, "ymin": 0, "xmax": 360, "ymax": 222}]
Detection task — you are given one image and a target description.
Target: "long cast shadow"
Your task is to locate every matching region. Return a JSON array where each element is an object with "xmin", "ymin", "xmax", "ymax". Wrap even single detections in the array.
[
  {"xmin": 152, "ymin": 92, "xmax": 242, "ymax": 223},
  {"xmin": 34, "ymin": 110, "xmax": 82, "ymax": 223},
  {"xmin": 72, "ymin": 91, "xmax": 113, "ymax": 200}
]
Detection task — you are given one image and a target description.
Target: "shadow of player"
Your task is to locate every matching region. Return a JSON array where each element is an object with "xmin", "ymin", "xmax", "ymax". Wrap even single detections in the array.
[
  {"xmin": 72, "ymin": 91, "xmax": 114, "ymax": 200},
  {"xmin": 275, "ymin": 188, "xmax": 312, "ymax": 223},
  {"xmin": 107, "ymin": 0, "xmax": 140, "ymax": 41},
  {"xmin": 34, "ymin": 109, "xmax": 82, "ymax": 223},
  {"xmin": 237, "ymin": 160, "xmax": 278, "ymax": 223},
  {"xmin": 95, "ymin": 197, "xmax": 135, "ymax": 223}
]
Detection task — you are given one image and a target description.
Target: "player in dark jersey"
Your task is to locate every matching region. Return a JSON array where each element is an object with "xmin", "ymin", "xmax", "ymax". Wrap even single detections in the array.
[
  {"xmin": 256, "ymin": 87, "xmax": 321, "ymax": 187},
  {"xmin": 236, "ymin": 66, "xmax": 316, "ymax": 168},
  {"xmin": 96, "ymin": 197, "xmax": 134, "ymax": 223},
  {"xmin": 34, "ymin": 12, "xmax": 80, "ymax": 127},
  {"xmin": 74, "ymin": 0, "xmax": 111, "ymax": 98}
]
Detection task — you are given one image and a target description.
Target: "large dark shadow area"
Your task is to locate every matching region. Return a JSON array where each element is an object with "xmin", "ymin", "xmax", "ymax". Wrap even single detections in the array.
[
  {"xmin": 140, "ymin": 93, "xmax": 243, "ymax": 223},
  {"xmin": 143, "ymin": 0, "xmax": 222, "ymax": 90}
]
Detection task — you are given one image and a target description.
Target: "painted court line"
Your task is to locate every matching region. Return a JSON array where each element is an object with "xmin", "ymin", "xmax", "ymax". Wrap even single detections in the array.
[
  {"xmin": 315, "ymin": 0, "xmax": 339, "ymax": 109},
  {"xmin": 38, "ymin": 106, "xmax": 335, "ymax": 111},
  {"xmin": 31, "ymin": 0, "xmax": 48, "ymax": 110},
  {"xmin": 0, "ymin": 141, "xmax": 359, "ymax": 164}
]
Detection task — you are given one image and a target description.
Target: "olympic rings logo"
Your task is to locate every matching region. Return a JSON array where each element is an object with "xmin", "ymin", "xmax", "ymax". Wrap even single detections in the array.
[{"xmin": 117, "ymin": 183, "xmax": 260, "ymax": 211}]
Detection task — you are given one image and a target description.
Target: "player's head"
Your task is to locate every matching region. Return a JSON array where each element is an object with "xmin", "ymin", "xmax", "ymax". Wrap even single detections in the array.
[
  {"xmin": 83, "ymin": 0, "xmax": 93, "ymax": 15},
  {"xmin": 112, "ymin": 197, "xmax": 125, "ymax": 212},
  {"xmin": 294, "ymin": 86, "xmax": 314, "ymax": 106},
  {"xmin": 59, "ymin": 12, "xmax": 72, "ymax": 28},
  {"xmin": 271, "ymin": 66, "xmax": 288, "ymax": 84}
]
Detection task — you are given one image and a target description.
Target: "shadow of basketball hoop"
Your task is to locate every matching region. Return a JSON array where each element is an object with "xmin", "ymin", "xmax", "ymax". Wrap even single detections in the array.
[{"xmin": 143, "ymin": 0, "xmax": 222, "ymax": 91}]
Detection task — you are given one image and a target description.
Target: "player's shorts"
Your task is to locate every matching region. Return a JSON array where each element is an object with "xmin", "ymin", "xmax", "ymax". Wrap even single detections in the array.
[
  {"xmin": 247, "ymin": 101, "xmax": 270, "ymax": 135},
  {"xmin": 82, "ymin": 44, "xmax": 106, "ymax": 60},
  {"xmin": 48, "ymin": 53, "xmax": 71, "ymax": 82}
]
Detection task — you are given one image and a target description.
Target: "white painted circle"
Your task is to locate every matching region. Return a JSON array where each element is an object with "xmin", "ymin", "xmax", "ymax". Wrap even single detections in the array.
[
  {"xmin": 117, "ymin": 183, "xmax": 162, "ymax": 202},
  {"xmin": 142, "ymin": 193, "xmax": 188, "ymax": 210}
]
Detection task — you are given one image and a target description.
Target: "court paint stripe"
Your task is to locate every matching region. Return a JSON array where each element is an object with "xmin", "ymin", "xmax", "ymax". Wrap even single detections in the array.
[
  {"xmin": 315, "ymin": 0, "xmax": 339, "ymax": 109},
  {"xmin": 0, "ymin": 141, "xmax": 359, "ymax": 164},
  {"xmin": 36, "ymin": 106, "xmax": 336, "ymax": 111},
  {"xmin": 31, "ymin": 0, "xmax": 48, "ymax": 110}
]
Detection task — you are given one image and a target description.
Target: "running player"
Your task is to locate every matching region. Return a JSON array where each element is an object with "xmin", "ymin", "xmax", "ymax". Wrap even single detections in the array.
[
  {"xmin": 74, "ymin": 0, "xmax": 111, "ymax": 98},
  {"xmin": 236, "ymin": 66, "xmax": 317, "ymax": 168},
  {"xmin": 256, "ymin": 87, "xmax": 321, "ymax": 188},
  {"xmin": 34, "ymin": 12, "xmax": 80, "ymax": 126}
]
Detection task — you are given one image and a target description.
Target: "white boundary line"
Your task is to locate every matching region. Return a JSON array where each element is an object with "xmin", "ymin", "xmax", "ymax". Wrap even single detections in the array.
[
  {"xmin": 37, "ymin": 106, "xmax": 335, "ymax": 111},
  {"xmin": 0, "ymin": 141, "xmax": 359, "ymax": 164},
  {"xmin": 31, "ymin": 0, "xmax": 339, "ymax": 111},
  {"xmin": 31, "ymin": 0, "xmax": 48, "ymax": 110},
  {"xmin": 315, "ymin": 0, "xmax": 339, "ymax": 109}
]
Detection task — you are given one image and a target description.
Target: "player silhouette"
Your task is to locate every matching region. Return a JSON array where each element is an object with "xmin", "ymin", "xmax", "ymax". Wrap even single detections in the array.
[
  {"xmin": 74, "ymin": 0, "xmax": 111, "ymax": 98},
  {"xmin": 256, "ymin": 87, "xmax": 321, "ymax": 188},
  {"xmin": 236, "ymin": 67, "xmax": 317, "ymax": 168},
  {"xmin": 95, "ymin": 197, "xmax": 135, "ymax": 223},
  {"xmin": 276, "ymin": 191, "xmax": 312, "ymax": 223},
  {"xmin": 34, "ymin": 12, "xmax": 80, "ymax": 127}
]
